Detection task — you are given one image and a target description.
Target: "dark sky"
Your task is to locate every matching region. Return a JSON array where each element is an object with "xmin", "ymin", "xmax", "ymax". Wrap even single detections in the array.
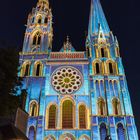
[{"xmin": 0, "ymin": 0, "xmax": 139, "ymax": 136}]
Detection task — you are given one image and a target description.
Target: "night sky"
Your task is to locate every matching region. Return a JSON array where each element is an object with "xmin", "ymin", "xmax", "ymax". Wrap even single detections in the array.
[{"xmin": 0, "ymin": 0, "xmax": 139, "ymax": 136}]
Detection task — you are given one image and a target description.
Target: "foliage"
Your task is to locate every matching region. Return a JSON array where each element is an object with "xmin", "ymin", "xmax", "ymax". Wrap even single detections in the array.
[{"xmin": 0, "ymin": 41, "xmax": 23, "ymax": 117}]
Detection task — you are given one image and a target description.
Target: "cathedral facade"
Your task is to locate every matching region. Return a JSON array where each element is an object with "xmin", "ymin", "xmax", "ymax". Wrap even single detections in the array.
[{"xmin": 18, "ymin": 0, "xmax": 139, "ymax": 140}]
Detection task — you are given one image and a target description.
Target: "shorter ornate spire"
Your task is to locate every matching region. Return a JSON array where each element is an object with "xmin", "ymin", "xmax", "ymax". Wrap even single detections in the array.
[
  {"xmin": 63, "ymin": 36, "xmax": 72, "ymax": 52},
  {"xmin": 60, "ymin": 36, "xmax": 76, "ymax": 52}
]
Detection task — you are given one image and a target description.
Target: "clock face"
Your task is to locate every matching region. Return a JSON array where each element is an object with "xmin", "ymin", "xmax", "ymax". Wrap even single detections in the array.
[{"xmin": 51, "ymin": 67, "xmax": 83, "ymax": 94}]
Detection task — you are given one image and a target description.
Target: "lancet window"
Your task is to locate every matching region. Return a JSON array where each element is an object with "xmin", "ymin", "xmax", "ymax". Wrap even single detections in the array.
[
  {"xmin": 34, "ymin": 61, "xmax": 43, "ymax": 76},
  {"xmin": 97, "ymin": 98, "xmax": 106, "ymax": 116},
  {"xmin": 32, "ymin": 32, "xmax": 41, "ymax": 46},
  {"xmin": 112, "ymin": 98, "xmax": 121, "ymax": 115},
  {"xmin": 100, "ymin": 123, "xmax": 107, "ymax": 140},
  {"xmin": 29, "ymin": 101, "xmax": 38, "ymax": 117},
  {"xmin": 100, "ymin": 47, "xmax": 109, "ymax": 58},
  {"xmin": 93, "ymin": 61, "xmax": 102, "ymax": 75},
  {"xmin": 48, "ymin": 105, "xmax": 57, "ymax": 129},
  {"xmin": 21, "ymin": 62, "xmax": 31, "ymax": 77},
  {"xmin": 24, "ymin": 64, "xmax": 30, "ymax": 76},
  {"xmin": 79, "ymin": 105, "xmax": 86, "ymax": 129},
  {"xmin": 106, "ymin": 60, "xmax": 118, "ymax": 75},
  {"xmin": 109, "ymin": 62, "xmax": 114, "ymax": 74},
  {"xmin": 117, "ymin": 123, "xmax": 126, "ymax": 140},
  {"xmin": 62, "ymin": 100, "xmax": 74, "ymax": 129},
  {"xmin": 95, "ymin": 62, "xmax": 100, "ymax": 74}
]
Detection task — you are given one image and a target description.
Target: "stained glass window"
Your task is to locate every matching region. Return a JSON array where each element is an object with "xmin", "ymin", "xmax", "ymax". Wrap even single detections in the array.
[
  {"xmin": 79, "ymin": 105, "xmax": 86, "ymax": 129},
  {"xmin": 62, "ymin": 100, "xmax": 73, "ymax": 129},
  {"xmin": 48, "ymin": 105, "xmax": 56, "ymax": 129}
]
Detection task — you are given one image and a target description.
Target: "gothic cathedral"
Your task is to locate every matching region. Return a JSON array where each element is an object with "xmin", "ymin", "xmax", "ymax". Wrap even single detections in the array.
[{"xmin": 19, "ymin": 0, "xmax": 139, "ymax": 140}]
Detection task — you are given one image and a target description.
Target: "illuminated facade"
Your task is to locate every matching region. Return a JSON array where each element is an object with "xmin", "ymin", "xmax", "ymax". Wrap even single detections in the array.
[{"xmin": 19, "ymin": 0, "xmax": 138, "ymax": 139}]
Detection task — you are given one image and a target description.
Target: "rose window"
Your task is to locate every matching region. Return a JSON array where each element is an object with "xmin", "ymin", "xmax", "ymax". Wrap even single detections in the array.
[{"xmin": 52, "ymin": 67, "xmax": 82, "ymax": 94}]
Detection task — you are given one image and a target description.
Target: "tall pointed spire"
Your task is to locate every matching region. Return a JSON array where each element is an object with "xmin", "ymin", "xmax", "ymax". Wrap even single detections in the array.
[{"xmin": 88, "ymin": 0, "xmax": 110, "ymax": 36}]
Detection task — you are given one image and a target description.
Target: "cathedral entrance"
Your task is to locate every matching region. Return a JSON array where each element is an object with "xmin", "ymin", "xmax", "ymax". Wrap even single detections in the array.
[{"xmin": 59, "ymin": 133, "xmax": 75, "ymax": 140}]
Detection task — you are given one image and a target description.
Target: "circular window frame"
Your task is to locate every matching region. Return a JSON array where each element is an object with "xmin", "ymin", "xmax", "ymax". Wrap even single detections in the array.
[{"xmin": 51, "ymin": 66, "xmax": 83, "ymax": 94}]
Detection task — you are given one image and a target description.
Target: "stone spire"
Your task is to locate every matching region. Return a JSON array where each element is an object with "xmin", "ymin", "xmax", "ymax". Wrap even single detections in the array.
[{"xmin": 88, "ymin": 0, "xmax": 110, "ymax": 36}]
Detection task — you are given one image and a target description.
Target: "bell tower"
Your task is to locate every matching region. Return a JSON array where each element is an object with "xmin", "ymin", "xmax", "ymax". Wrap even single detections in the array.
[
  {"xmin": 22, "ymin": 0, "xmax": 53, "ymax": 54},
  {"xmin": 86, "ymin": 0, "xmax": 139, "ymax": 140}
]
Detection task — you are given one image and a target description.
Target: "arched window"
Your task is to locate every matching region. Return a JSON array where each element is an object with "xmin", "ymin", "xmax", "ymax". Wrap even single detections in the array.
[
  {"xmin": 95, "ymin": 62, "xmax": 100, "ymax": 74},
  {"xmin": 29, "ymin": 101, "xmax": 38, "ymax": 117},
  {"xmin": 93, "ymin": 61, "xmax": 102, "ymax": 75},
  {"xmin": 79, "ymin": 105, "xmax": 86, "ymax": 129},
  {"xmin": 45, "ymin": 17, "xmax": 48, "ymax": 24},
  {"xmin": 37, "ymin": 17, "xmax": 42, "ymax": 24},
  {"xmin": 100, "ymin": 123, "xmax": 107, "ymax": 140},
  {"xmin": 48, "ymin": 105, "xmax": 57, "ymax": 129},
  {"xmin": 109, "ymin": 62, "xmax": 114, "ymax": 74},
  {"xmin": 98, "ymin": 98, "xmax": 106, "ymax": 116},
  {"xmin": 100, "ymin": 47, "xmax": 109, "ymax": 58},
  {"xmin": 24, "ymin": 64, "xmax": 30, "ymax": 76},
  {"xmin": 21, "ymin": 62, "xmax": 30, "ymax": 77},
  {"xmin": 32, "ymin": 32, "xmax": 41, "ymax": 45},
  {"xmin": 117, "ymin": 123, "xmax": 126, "ymax": 140},
  {"xmin": 28, "ymin": 126, "xmax": 35, "ymax": 140},
  {"xmin": 101, "ymin": 48, "xmax": 105, "ymax": 57},
  {"xmin": 112, "ymin": 98, "xmax": 121, "ymax": 115},
  {"xmin": 36, "ymin": 63, "xmax": 41, "ymax": 76},
  {"xmin": 62, "ymin": 100, "xmax": 74, "ymax": 129},
  {"xmin": 34, "ymin": 62, "xmax": 43, "ymax": 76}
]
